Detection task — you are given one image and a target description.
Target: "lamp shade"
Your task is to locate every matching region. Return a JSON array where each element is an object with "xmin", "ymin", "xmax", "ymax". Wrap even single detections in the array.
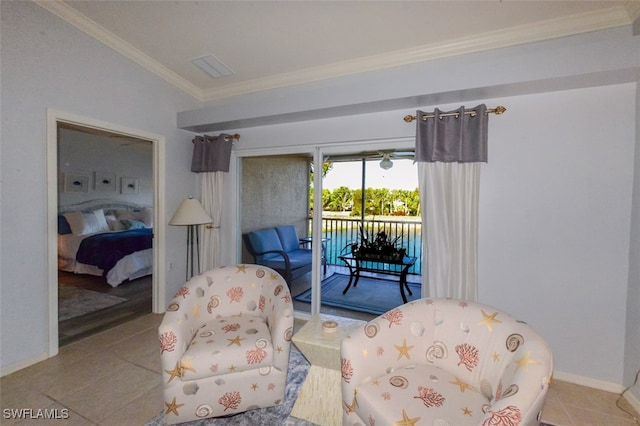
[{"xmin": 169, "ymin": 198, "xmax": 213, "ymax": 226}]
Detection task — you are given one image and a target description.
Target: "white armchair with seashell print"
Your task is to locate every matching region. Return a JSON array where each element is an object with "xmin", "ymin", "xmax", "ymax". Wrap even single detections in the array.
[
  {"xmin": 158, "ymin": 264, "xmax": 294, "ymax": 425},
  {"xmin": 340, "ymin": 298, "xmax": 553, "ymax": 426}
]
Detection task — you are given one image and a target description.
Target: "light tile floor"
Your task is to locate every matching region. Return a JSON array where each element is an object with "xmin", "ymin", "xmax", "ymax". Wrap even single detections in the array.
[{"xmin": 1, "ymin": 313, "xmax": 638, "ymax": 425}]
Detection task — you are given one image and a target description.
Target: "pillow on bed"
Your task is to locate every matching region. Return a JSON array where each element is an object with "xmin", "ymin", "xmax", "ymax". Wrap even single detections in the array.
[
  {"xmin": 113, "ymin": 208, "xmax": 153, "ymax": 228},
  {"xmin": 140, "ymin": 207, "xmax": 153, "ymax": 228},
  {"xmin": 63, "ymin": 209, "xmax": 110, "ymax": 235},
  {"xmin": 121, "ymin": 219, "xmax": 147, "ymax": 230},
  {"xmin": 58, "ymin": 215, "xmax": 72, "ymax": 235},
  {"xmin": 105, "ymin": 214, "xmax": 126, "ymax": 231}
]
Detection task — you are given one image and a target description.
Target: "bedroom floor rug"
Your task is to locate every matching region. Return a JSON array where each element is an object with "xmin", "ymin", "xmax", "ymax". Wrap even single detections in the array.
[
  {"xmin": 294, "ymin": 272, "xmax": 422, "ymax": 315},
  {"xmin": 58, "ymin": 285, "xmax": 127, "ymax": 321},
  {"xmin": 145, "ymin": 350, "xmax": 315, "ymax": 426}
]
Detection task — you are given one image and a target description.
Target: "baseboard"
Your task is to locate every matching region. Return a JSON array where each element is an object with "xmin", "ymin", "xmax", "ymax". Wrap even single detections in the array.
[
  {"xmin": 529, "ymin": 370, "xmax": 640, "ymax": 417},
  {"xmin": 0, "ymin": 352, "xmax": 48, "ymax": 378},
  {"xmin": 553, "ymin": 370, "xmax": 625, "ymax": 393},
  {"xmin": 624, "ymin": 390, "xmax": 640, "ymax": 417},
  {"xmin": 294, "ymin": 310, "xmax": 312, "ymax": 321}
]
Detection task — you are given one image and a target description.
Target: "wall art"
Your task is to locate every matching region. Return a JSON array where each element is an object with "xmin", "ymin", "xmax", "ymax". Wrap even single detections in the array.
[
  {"xmin": 64, "ymin": 173, "xmax": 89, "ymax": 193},
  {"xmin": 94, "ymin": 171, "xmax": 116, "ymax": 192},
  {"xmin": 121, "ymin": 177, "xmax": 139, "ymax": 194}
]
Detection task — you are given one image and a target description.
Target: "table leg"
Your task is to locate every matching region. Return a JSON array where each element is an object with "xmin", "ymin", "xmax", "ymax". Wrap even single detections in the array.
[
  {"xmin": 321, "ymin": 242, "xmax": 327, "ymax": 277},
  {"xmin": 353, "ymin": 271, "xmax": 361, "ymax": 289},
  {"xmin": 399, "ymin": 279, "xmax": 407, "ymax": 304},
  {"xmin": 342, "ymin": 275, "xmax": 354, "ymax": 294},
  {"xmin": 399, "ymin": 266, "xmax": 412, "ymax": 304},
  {"xmin": 291, "ymin": 365, "xmax": 343, "ymax": 426},
  {"xmin": 353, "ymin": 259, "xmax": 361, "ymax": 288},
  {"xmin": 341, "ymin": 259, "xmax": 355, "ymax": 294}
]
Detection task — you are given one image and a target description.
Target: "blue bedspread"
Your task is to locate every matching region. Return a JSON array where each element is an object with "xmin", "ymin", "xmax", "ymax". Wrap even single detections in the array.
[{"xmin": 76, "ymin": 228, "xmax": 152, "ymax": 275}]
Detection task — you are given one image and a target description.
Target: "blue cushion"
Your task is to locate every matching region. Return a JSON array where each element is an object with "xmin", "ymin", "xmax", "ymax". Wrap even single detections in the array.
[
  {"xmin": 58, "ymin": 215, "xmax": 72, "ymax": 235},
  {"xmin": 285, "ymin": 249, "xmax": 312, "ymax": 267},
  {"xmin": 261, "ymin": 249, "xmax": 312, "ymax": 270},
  {"xmin": 247, "ymin": 228, "xmax": 284, "ymax": 261},
  {"xmin": 122, "ymin": 219, "xmax": 147, "ymax": 230},
  {"xmin": 275, "ymin": 225, "xmax": 301, "ymax": 252}
]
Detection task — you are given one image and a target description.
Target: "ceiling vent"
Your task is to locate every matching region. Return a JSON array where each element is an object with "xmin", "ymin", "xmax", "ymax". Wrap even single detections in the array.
[{"xmin": 191, "ymin": 54, "xmax": 234, "ymax": 79}]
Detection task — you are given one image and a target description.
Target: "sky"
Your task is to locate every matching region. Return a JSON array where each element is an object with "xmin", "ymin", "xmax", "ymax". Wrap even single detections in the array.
[{"xmin": 322, "ymin": 159, "xmax": 418, "ymax": 191}]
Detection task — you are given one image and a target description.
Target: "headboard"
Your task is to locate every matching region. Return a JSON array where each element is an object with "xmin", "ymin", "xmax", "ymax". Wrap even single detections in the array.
[
  {"xmin": 58, "ymin": 198, "xmax": 151, "ymax": 214},
  {"xmin": 58, "ymin": 199, "xmax": 153, "ymax": 235}
]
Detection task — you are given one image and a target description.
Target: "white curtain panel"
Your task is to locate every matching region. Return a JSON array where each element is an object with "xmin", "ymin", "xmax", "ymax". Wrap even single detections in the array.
[
  {"xmin": 415, "ymin": 105, "xmax": 487, "ymax": 301},
  {"xmin": 199, "ymin": 171, "xmax": 225, "ymax": 271},
  {"xmin": 419, "ymin": 161, "xmax": 480, "ymax": 300}
]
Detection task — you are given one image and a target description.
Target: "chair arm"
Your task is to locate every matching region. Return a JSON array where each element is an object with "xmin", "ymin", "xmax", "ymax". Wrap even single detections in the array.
[
  {"xmin": 341, "ymin": 319, "xmax": 413, "ymax": 405},
  {"xmin": 264, "ymin": 281, "xmax": 294, "ymax": 372},
  {"xmin": 158, "ymin": 286, "xmax": 201, "ymax": 380},
  {"xmin": 480, "ymin": 339, "xmax": 553, "ymax": 425},
  {"xmin": 258, "ymin": 249, "xmax": 291, "ymax": 265}
]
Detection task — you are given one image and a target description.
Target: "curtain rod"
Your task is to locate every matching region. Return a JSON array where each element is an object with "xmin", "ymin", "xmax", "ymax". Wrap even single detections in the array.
[
  {"xmin": 403, "ymin": 106, "xmax": 506, "ymax": 123},
  {"xmin": 192, "ymin": 133, "xmax": 240, "ymax": 143}
]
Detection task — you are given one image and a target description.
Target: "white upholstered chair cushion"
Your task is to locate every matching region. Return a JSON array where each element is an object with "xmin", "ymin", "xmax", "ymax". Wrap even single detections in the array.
[
  {"xmin": 341, "ymin": 298, "xmax": 553, "ymax": 426},
  {"xmin": 159, "ymin": 264, "xmax": 293, "ymax": 425},
  {"xmin": 180, "ymin": 315, "xmax": 274, "ymax": 380},
  {"xmin": 355, "ymin": 364, "xmax": 489, "ymax": 426}
]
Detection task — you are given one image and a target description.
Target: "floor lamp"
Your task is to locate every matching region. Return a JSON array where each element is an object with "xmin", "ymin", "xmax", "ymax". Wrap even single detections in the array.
[{"xmin": 169, "ymin": 197, "xmax": 213, "ymax": 280}]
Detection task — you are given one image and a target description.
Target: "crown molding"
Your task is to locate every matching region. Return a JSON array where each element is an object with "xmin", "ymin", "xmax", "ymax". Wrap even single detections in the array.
[
  {"xmin": 35, "ymin": 1, "xmax": 632, "ymax": 104},
  {"xmin": 34, "ymin": 0, "xmax": 203, "ymax": 100},
  {"xmin": 200, "ymin": 6, "xmax": 632, "ymax": 102}
]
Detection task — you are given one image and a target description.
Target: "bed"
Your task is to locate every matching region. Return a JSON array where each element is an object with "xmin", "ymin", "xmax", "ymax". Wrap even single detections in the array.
[{"xmin": 58, "ymin": 199, "xmax": 153, "ymax": 287}]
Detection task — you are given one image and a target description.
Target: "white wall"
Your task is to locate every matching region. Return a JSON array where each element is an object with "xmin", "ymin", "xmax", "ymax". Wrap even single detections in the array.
[
  {"xmin": 479, "ymin": 85, "xmax": 635, "ymax": 387},
  {"xmin": 58, "ymin": 129, "xmax": 153, "ymax": 206},
  {"xmin": 0, "ymin": 1, "xmax": 201, "ymax": 371},
  {"xmin": 625, "ymin": 81, "xmax": 640, "ymax": 400},
  {"xmin": 226, "ymin": 83, "xmax": 637, "ymax": 388}
]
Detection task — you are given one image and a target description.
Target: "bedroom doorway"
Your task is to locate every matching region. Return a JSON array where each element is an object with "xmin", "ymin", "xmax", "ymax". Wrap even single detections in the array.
[
  {"xmin": 47, "ymin": 109, "xmax": 166, "ymax": 355},
  {"xmin": 57, "ymin": 123, "xmax": 154, "ymax": 345}
]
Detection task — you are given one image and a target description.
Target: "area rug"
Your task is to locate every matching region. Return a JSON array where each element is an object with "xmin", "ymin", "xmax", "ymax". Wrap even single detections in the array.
[
  {"xmin": 145, "ymin": 350, "xmax": 314, "ymax": 426},
  {"xmin": 58, "ymin": 285, "xmax": 127, "ymax": 321},
  {"xmin": 294, "ymin": 273, "xmax": 422, "ymax": 315}
]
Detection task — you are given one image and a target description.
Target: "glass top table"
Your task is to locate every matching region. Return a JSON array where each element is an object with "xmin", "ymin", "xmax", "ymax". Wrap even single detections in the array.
[{"xmin": 338, "ymin": 253, "xmax": 417, "ymax": 303}]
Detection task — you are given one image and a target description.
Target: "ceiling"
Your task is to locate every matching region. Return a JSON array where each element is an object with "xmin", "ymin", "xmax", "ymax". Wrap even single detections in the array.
[{"xmin": 38, "ymin": 1, "xmax": 640, "ymax": 103}]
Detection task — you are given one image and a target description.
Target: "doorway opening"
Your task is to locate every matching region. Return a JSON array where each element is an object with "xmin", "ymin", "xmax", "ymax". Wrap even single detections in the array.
[
  {"xmin": 57, "ymin": 123, "xmax": 154, "ymax": 345},
  {"xmin": 296, "ymin": 150, "xmax": 422, "ymax": 320},
  {"xmin": 47, "ymin": 109, "xmax": 166, "ymax": 356},
  {"xmin": 236, "ymin": 148, "xmax": 421, "ymax": 321}
]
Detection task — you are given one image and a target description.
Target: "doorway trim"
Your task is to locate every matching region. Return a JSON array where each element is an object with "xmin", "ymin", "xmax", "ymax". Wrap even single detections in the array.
[{"xmin": 46, "ymin": 108, "xmax": 166, "ymax": 357}]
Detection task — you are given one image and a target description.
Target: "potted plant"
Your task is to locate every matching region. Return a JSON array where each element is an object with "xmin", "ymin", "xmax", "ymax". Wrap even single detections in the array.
[{"xmin": 346, "ymin": 226, "xmax": 406, "ymax": 262}]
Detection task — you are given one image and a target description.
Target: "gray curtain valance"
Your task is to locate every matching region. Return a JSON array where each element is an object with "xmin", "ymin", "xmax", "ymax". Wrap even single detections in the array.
[
  {"xmin": 415, "ymin": 104, "xmax": 488, "ymax": 163},
  {"xmin": 191, "ymin": 134, "xmax": 233, "ymax": 173}
]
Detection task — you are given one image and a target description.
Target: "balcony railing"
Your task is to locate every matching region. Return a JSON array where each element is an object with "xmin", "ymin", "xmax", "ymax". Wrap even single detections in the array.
[{"xmin": 310, "ymin": 216, "xmax": 423, "ymax": 275}]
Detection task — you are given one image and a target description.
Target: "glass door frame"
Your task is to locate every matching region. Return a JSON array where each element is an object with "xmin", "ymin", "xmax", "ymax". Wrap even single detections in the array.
[{"xmin": 233, "ymin": 137, "xmax": 414, "ymax": 318}]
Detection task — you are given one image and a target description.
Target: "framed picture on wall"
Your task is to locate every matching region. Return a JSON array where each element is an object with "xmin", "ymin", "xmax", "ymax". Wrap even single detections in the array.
[
  {"xmin": 121, "ymin": 177, "xmax": 139, "ymax": 194},
  {"xmin": 64, "ymin": 173, "xmax": 89, "ymax": 193},
  {"xmin": 94, "ymin": 172, "xmax": 116, "ymax": 192}
]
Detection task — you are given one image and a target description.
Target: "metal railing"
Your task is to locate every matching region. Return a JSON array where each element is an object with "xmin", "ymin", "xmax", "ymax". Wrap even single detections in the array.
[{"xmin": 310, "ymin": 216, "xmax": 423, "ymax": 275}]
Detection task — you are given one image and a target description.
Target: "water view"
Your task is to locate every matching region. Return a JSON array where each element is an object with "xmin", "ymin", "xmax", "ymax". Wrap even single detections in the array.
[
  {"xmin": 315, "ymin": 214, "xmax": 423, "ymax": 275},
  {"xmin": 316, "ymin": 158, "xmax": 422, "ymax": 275}
]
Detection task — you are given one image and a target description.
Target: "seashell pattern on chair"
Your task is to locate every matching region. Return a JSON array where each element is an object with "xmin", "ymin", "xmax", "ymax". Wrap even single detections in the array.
[
  {"xmin": 340, "ymin": 298, "xmax": 553, "ymax": 426},
  {"xmin": 158, "ymin": 264, "xmax": 293, "ymax": 425}
]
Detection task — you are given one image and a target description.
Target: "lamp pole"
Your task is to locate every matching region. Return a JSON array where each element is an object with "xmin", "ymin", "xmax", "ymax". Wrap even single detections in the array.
[{"xmin": 169, "ymin": 197, "xmax": 213, "ymax": 281}]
